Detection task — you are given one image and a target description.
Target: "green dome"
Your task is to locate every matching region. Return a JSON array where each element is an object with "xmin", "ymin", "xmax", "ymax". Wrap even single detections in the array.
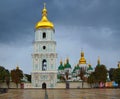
[
  {"xmin": 65, "ymin": 63, "xmax": 71, "ymax": 68},
  {"xmin": 64, "ymin": 58, "xmax": 71, "ymax": 69},
  {"xmin": 76, "ymin": 65, "xmax": 80, "ymax": 70},
  {"xmin": 87, "ymin": 65, "xmax": 93, "ymax": 71},
  {"xmin": 58, "ymin": 64, "xmax": 64, "ymax": 70},
  {"xmin": 72, "ymin": 68, "xmax": 76, "ymax": 73}
]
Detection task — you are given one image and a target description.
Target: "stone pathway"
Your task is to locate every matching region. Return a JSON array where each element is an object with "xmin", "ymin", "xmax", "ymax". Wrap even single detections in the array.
[{"xmin": 0, "ymin": 89, "xmax": 120, "ymax": 99}]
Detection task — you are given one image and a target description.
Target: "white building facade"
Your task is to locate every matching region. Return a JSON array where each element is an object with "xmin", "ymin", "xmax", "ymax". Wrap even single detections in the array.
[{"xmin": 31, "ymin": 4, "xmax": 57, "ymax": 88}]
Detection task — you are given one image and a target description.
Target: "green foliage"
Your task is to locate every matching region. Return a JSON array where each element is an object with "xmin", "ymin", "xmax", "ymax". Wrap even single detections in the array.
[
  {"xmin": 87, "ymin": 72, "xmax": 96, "ymax": 88},
  {"xmin": 25, "ymin": 74, "xmax": 31, "ymax": 82},
  {"xmin": 5, "ymin": 69, "xmax": 10, "ymax": 88},
  {"xmin": 0, "ymin": 66, "xmax": 10, "ymax": 88},
  {"xmin": 0, "ymin": 66, "xmax": 6, "ymax": 82},
  {"xmin": 11, "ymin": 68, "xmax": 23, "ymax": 88},
  {"xmin": 109, "ymin": 68, "xmax": 115, "ymax": 81},
  {"xmin": 95, "ymin": 64, "xmax": 107, "ymax": 83},
  {"xmin": 87, "ymin": 72, "xmax": 96, "ymax": 84},
  {"xmin": 113, "ymin": 68, "xmax": 120, "ymax": 86}
]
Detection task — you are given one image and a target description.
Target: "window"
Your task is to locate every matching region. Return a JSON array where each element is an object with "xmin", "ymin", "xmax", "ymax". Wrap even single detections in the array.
[
  {"xmin": 42, "ymin": 59, "xmax": 47, "ymax": 71},
  {"xmin": 43, "ymin": 46, "xmax": 46, "ymax": 50},
  {"xmin": 43, "ymin": 32, "xmax": 46, "ymax": 39}
]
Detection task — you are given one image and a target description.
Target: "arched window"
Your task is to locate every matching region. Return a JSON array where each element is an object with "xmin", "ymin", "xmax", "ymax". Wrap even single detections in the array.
[
  {"xmin": 42, "ymin": 59, "xmax": 47, "ymax": 71},
  {"xmin": 43, "ymin": 32, "xmax": 46, "ymax": 39},
  {"xmin": 42, "ymin": 82, "xmax": 46, "ymax": 89}
]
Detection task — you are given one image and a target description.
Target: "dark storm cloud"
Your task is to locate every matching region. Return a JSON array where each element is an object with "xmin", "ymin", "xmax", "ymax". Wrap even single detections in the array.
[
  {"xmin": 0, "ymin": 0, "xmax": 120, "ymax": 73},
  {"xmin": 0, "ymin": 0, "xmax": 38, "ymax": 43},
  {"xmin": 0, "ymin": 0, "xmax": 120, "ymax": 44},
  {"xmin": 50, "ymin": 0, "xmax": 120, "ymax": 50},
  {"xmin": 52, "ymin": 0, "xmax": 120, "ymax": 27}
]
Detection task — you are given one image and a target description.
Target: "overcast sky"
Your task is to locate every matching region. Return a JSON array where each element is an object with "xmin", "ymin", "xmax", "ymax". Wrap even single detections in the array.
[{"xmin": 0, "ymin": 0, "xmax": 120, "ymax": 74}]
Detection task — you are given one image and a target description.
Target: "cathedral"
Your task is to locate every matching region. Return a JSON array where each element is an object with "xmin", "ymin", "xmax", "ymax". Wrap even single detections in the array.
[
  {"xmin": 57, "ymin": 50, "xmax": 94, "ymax": 82},
  {"xmin": 31, "ymin": 3, "xmax": 94, "ymax": 88}
]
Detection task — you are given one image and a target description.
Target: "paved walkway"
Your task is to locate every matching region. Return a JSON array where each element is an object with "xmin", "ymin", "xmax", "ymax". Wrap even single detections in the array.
[{"xmin": 0, "ymin": 88, "xmax": 120, "ymax": 99}]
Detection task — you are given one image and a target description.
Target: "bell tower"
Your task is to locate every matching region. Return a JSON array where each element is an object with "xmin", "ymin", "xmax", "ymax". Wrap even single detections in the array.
[{"xmin": 31, "ymin": 3, "xmax": 57, "ymax": 88}]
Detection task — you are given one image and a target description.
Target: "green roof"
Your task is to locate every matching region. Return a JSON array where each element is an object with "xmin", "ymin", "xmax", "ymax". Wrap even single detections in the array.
[
  {"xmin": 97, "ymin": 64, "xmax": 101, "ymax": 67},
  {"xmin": 72, "ymin": 68, "xmax": 76, "ymax": 73},
  {"xmin": 64, "ymin": 62, "xmax": 71, "ymax": 68},
  {"xmin": 87, "ymin": 65, "xmax": 93, "ymax": 71},
  {"xmin": 58, "ymin": 64, "xmax": 64, "ymax": 70},
  {"xmin": 72, "ymin": 65, "xmax": 80, "ymax": 73},
  {"xmin": 76, "ymin": 65, "xmax": 80, "ymax": 70}
]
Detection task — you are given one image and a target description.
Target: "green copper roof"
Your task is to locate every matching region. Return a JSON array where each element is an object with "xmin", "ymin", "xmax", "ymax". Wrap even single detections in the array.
[
  {"xmin": 72, "ymin": 68, "xmax": 76, "ymax": 73},
  {"xmin": 58, "ymin": 64, "xmax": 64, "ymax": 70},
  {"xmin": 64, "ymin": 62, "xmax": 71, "ymax": 68},
  {"xmin": 87, "ymin": 65, "xmax": 93, "ymax": 71},
  {"xmin": 76, "ymin": 65, "xmax": 80, "ymax": 70},
  {"xmin": 72, "ymin": 65, "xmax": 80, "ymax": 73},
  {"xmin": 97, "ymin": 64, "xmax": 101, "ymax": 67}
]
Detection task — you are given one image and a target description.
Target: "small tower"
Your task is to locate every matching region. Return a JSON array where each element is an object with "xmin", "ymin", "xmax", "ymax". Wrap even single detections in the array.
[
  {"xmin": 79, "ymin": 50, "xmax": 87, "ymax": 71},
  {"xmin": 118, "ymin": 61, "xmax": 120, "ymax": 68},
  {"xmin": 64, "ymin": 58, "xmax": 72, "ymax": 73},
  {"xmin": 97, "ymin": 56, "xmax": 101, "ymax": 66},
  {"xmin": 32, "ymin": 3, "xmax": 57, "ymax": 88},
  {"xmin": 58, "ymin": 60, "xmax": 64, "ymax": 74},
  {"xmin": 87, "ymin": 63, "xmax": 93, "ymax": 74},
  {"xmin": 57, "ymin": 60, "xmax": 64, "ymax": 81}
]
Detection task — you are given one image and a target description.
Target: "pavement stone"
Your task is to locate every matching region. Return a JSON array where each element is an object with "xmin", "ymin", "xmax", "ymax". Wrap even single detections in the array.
[{"xmin": 0, "ymin": 88, "xmax": 120, "ymax": 99}]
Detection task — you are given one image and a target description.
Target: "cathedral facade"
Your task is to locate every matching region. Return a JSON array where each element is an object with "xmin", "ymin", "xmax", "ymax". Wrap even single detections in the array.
[{"xmin": 31, "ymin": 4, "xmax": 57, "ymax": 88}]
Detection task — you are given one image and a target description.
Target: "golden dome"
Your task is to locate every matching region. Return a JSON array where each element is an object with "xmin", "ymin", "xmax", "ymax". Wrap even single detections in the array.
[
  {"xmin": 79, "ymin": 50, "xmax": 86, "ymax": 64},
  {"xmin": 35, "ymin": 3, "xmax": 54, "ymax": 29}
]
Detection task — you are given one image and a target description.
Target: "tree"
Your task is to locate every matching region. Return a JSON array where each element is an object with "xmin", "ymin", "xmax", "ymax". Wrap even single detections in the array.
[
  {"xmin": 0, "ymin": 66, "xmax": 6, "ymax": 82},
  {"xmin": 95, "ymin": 64, "xmax": 107, "ymax": 85},
  {"xmin": 0, "ymin": 66, "xmax": 5, "ymax": 88},
  {"xmin": 0, "ymin": 66, "xmax": 11, "ymax": 88},
  {"xmin": 113, "ymin": 68, "xmax": 120, "ymax": 88},
  {"xmin": 11, "ymin": 67, "xmax": 23, "ymax": 88},
  {"xmin": 5, "ymin": 69, "xmax": 10, "ymax": 88},
  {"xmin": 87, "ymin": 72, "xmax": 96, "ymax": 88},
  {"xmin": 79, "ymin": 68, "xmax": 86, "ymax": 88},
  {"xmin": 25, "ymin": 74, "xmax": 31, "ymax": 82},
  {"xmin": 109, "ymin": 68, "xmax": 115, "ymax": 81}
]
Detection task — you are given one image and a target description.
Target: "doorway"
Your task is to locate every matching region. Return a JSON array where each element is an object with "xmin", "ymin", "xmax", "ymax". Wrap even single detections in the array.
[{"xmin": 42, "ymin": 82, "xmax": 46, "ymax": 89}]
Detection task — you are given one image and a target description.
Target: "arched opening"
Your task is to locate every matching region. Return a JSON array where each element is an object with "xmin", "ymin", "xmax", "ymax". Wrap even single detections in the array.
[
  {"xmin": 42, "ymin": 82, "xmax": 46, "ymax": 89},
  {"xmin": 43, "ymin": 32, "xmax": 46, "ymax": 39},
  {"xmin": 42, "ymin": 59, "xmax": 47, "ymax": 71}
]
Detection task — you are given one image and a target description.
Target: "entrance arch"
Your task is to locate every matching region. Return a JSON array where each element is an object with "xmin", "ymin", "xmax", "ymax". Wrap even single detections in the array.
[{"xmin": 42, "ymin": 82, "xmax": 46, "ymax": 89}]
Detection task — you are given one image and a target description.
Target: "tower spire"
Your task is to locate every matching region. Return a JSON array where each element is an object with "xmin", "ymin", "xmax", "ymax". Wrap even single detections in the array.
[
  {"xmin": 79, "ymin": 49, "xmax": 86, "ymax": 64},
  {"xmin": 97, "ymin": 56, "xmax": 100, "ymax": 66},
  {"xmin": 44, "ymin": 2, "xmax": 46, "ymax": 9},
  {"xmin": 42, "ymin": 3, "xmax": 47, "ymax": 17}
]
